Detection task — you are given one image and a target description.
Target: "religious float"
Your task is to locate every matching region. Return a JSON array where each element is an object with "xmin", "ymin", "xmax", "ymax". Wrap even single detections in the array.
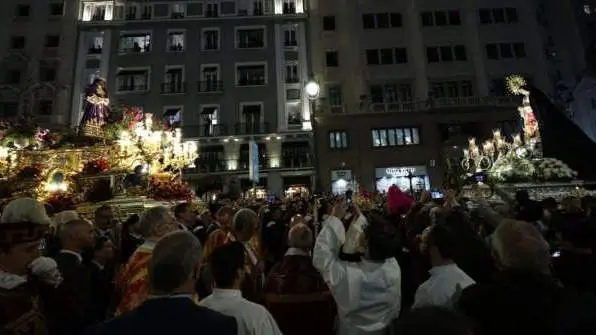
[
  {"xmin": 460, "ymin": 75, "xmax": 596, "ymax": 202},
  {"xmin": 0, "ymin": 78, "xmax": 201, "ymax": 218}
]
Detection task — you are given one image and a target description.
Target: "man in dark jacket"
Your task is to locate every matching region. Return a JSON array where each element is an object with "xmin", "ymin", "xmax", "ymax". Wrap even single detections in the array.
[
  {"xmin": 84, "ymin": 231, "xmax": 237, "ymax": 335},
  {"xmin": 48, "ymin": 219, "xmax": 96, "ymax": 335},
  {"xmin": 457, "ymin": 220, "xmax": 596, "ymax": 335},
  {"xmin": 262, "ymin": 206, "xmax": 287, "ymax": 273}
]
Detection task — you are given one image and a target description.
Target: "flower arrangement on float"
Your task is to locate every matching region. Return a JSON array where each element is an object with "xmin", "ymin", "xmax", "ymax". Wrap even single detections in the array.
[
  {"xmin": 354, "ymin": 190, "xmax": 378, "ymax": 212},
  {"xmin": 82, "ymin": 158, "xmax": 110, "ymax": 175},
  {"xmin": 45, "ymin": 193, "xmax": 78, "ymax": 213},
  {"xmin": 459, "ymin": 74, "xmax": 587, "ymax": 201},
  {"xmin": 0, "ymin": 106, "xmax": 198, "ymax": 206},
  {"xmin": 148, "ymin": 177, "xmax": 193, "ymax": 202},
  {"xmin": 535, "ymin": 158, "xmax": 578, "ymax": 181}
]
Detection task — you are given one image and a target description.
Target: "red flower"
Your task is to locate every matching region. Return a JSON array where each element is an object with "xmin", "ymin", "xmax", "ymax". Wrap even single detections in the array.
[{"xmin": 82, "ymin": 158, "xmax": 110, "ymax": 175}]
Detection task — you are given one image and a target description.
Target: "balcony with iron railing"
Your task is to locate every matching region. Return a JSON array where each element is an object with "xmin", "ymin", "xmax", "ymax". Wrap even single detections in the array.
[
  {"xmin": 233, "ymin": 122, "xmax": 271, "ymax": 135},
  {"xmin": 195, "ymin": 155, "xmax": 312, "ymax": 172},
  {"xmin": 184, "ymin": 123, "xmax": 271, "ymax": 137},
  {"xmin": 88, "ymin": 46, "xmax": 102, "ymax": 55},
  {"xmin": 368, "ymin": 96, "xmax": 519, "ymax": 113},
  {"xmin": 116, "ymin": 83, "xmax": 148, "ymax": 93},
  {"xmin": 319, "ymin": 96, "xmax": 520, "ymax": 115},
  {"xmin": 184, "ymin": 124, "xmax": 229, "ymax": 138},
  {"xmin": 80, "ymin": 0, "xmax": 304, "ymax": 23},
  {"xmin": 160, "ymin": 82, "xmax": 186, "ymax": 94},
  {"xmin": 198, "ymin": 80, "xmax": 224, "ymax": 93}
]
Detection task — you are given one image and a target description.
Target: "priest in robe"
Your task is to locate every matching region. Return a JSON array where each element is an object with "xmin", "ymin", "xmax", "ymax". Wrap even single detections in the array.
[
  {"xmin": 201, "ymin": 206, "xmax": 236, "ymax": 262},
  {"xmin": 200, "ymin": 207, "xmax": 264, "ymax": 303},
  {"xmin": 265, "ymin": 224, "xmax": 335, "ymax": 335},
  {"xmin": 115, "ymin": 207, "xmax": 177, "ymax": 315}
]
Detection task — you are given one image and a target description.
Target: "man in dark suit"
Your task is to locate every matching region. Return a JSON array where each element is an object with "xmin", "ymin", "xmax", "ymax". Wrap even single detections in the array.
[
  {"xmin": 47, "ymin": 219, "xmax": 96, "ymax": 335},
  {"xmin": 84, "ymin": 231, "xmax": 237, "ymax": 335},
  {"xmin": 262, "ymin": 206, "xmax": 287, "ymax": 273}
]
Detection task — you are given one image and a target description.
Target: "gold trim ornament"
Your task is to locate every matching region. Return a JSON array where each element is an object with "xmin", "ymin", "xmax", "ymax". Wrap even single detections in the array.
[{"xmin": 506, "ymin": 75, "xmax": 527, "ymax": 95}]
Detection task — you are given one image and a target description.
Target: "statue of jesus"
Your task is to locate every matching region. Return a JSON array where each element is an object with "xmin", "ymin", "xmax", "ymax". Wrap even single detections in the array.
[{"xmin": 79, "ymin": 77, "xmax": 110, "ymax": 136}]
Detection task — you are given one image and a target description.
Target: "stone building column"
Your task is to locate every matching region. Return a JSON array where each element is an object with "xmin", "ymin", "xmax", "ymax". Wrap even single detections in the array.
[
  {"xmin": 405, "ymin": 0, "xmax": 428, "ymax": 100},
  {"xmin": 464, "ymin": 0, "xmax": 489, "ymax": 96},
  {"xmin": 266, "ymin": 140, "xmax": 282, "ymax": 168},
  {"xmin": 223, "ymin": 142, "xmax": 240, "ymax": 171}
]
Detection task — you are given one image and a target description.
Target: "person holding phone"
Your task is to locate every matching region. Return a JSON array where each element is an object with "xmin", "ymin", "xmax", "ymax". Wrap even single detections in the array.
[{"xmin": 313, "ymin": 200, "xmax": 402, "ymax": 334}]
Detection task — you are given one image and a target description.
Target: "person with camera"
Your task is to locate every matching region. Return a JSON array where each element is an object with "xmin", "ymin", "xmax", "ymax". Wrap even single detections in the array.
[{"xmin": 313, "ymin": 199, "xmax": 402, "ymax": 335}]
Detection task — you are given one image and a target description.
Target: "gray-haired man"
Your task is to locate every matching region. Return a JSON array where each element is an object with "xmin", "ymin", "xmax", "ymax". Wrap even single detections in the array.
[{"xmin": 84, "ymin": 231, "xmax": 237, "ymax": 335}]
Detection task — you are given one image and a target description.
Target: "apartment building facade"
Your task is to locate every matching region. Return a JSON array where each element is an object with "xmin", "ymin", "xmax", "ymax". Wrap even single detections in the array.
[
  {"xmin": 73, "ymin": 0, "xmax": 314, "ymax": 196},
  {"xmin": 0, "ymin": 1, "xmax": 78, "ymax": 125},
  {"xmin": 308, "ymin": 0, "xmax": 551, "ymax": 194}
]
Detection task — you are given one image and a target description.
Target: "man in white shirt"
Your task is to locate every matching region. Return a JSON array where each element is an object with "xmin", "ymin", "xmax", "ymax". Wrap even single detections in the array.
[
  {"xmin": 313, "ymin": 201, "xmax": 402, "ymax": 335},
  {"xmin": 413, "ymin": 224, "xmax": 475, "ymax": 308},
  {"xmin": 200, "ymin": 241, "xmax": 282, "ymax": 335}
]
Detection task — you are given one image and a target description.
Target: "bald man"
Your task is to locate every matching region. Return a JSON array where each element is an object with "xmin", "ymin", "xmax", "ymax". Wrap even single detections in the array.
[{"xmin": 50, "ymin": 219, "xmax": 96, "ymax": 335}]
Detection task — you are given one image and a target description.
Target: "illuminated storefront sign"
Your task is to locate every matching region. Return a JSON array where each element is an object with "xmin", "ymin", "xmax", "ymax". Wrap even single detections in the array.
[
  {"xmin": 330, "ymin": 170, "xmax": 352, "ymax": 195},
  {"xmin": 375, "ymin": 166, "xmax": 429, "ymax": 193},
  {"xmin": 385, "ymin": 167, "xmax": 417, "ymax": 177}
]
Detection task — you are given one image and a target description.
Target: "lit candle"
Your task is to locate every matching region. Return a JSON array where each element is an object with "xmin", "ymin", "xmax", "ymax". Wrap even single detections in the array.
[
  {"xmin": 483, "ymin": 141, "xmax": 494, "ymax": 154},
  {"xmin": 513, "ymin": 134, "xmax": 522, "ymax": 146},
  {"xmin": 145, "ymin": 113, "xmax": 153, "ymax": 130},
  {"xmin": 468, "ymin": 138, "xmax": 476, "ymax": 147},
  {"xmin": 495, "ymin": 139, "xmax": 503, "ymax": 149},
  {"xmin": 472, "ymin": 147, "xmax": 480, "ymax": 157}
]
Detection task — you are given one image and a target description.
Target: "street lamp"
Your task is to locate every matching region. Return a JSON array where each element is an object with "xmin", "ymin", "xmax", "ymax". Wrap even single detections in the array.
[
  {"xmin": 305, "ymin": 81, "xmax": 320, "ymax": 100},
  {"xmin": 305, "ymin": 80, "xmax": 321, "ymax": 192}
]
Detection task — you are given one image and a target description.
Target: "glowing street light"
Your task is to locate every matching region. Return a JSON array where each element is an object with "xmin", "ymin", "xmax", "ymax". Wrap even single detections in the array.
[
  {"xmin": 305, "ymin": 81, "xmax": 320, "ymax": 100},
  {"xmin": 304, "ymin": 80, "xmax": 321, "ymax": 191}
]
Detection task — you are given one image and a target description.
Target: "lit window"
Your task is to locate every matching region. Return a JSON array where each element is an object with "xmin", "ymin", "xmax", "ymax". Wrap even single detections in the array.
[
  {"xmin": 283, "ymin": 25, "xmax": 298, "ymax": 47},
  {"xmin": 163, "ymin": 107, "xmax": 182, "ymax": 127},
  {"xmin": 236, "ymin": 64, "xmax": 267, "ymax": 86},
  {"xmin": 116, "ymin": 69, "xmax": 150, "ymax": 92},
  {"xmin": 371, "ymin": 127, "xmax": 421, "ymax": 147},
  {"xmin": 202, "ymin": 29, "xmax": 220, "ymax": 51},
  {"xmin": 118, "ymin": 33, "xmax": 151, "ymax": 53},
  {"xmin": 329, "ymin": 131, "xmax": 348, "ymax": 149},
  {"xmin": 236, "ymin": 28, "xmax": 265, "ymax": 49},
  {"xmin": 167, "ymin": 31, "xmax": 185, "ymax": 52}
]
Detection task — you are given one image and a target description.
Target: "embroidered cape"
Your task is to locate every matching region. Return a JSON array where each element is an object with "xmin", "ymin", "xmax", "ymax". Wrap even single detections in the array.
[{"xmin": 115, "ymin": 243, "xmax": 153, "ymax": 315}]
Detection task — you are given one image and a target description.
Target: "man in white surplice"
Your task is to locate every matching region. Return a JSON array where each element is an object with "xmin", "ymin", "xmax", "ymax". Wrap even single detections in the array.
[
  {"xmin": 412, "ymin": 224, "xmax": 475, "ymax": 308},
  {"xmin": 313, "ymin": 201, "xmax": 401, "ymax": 335}
]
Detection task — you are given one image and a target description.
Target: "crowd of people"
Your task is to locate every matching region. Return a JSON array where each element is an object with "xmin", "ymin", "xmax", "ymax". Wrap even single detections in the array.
[{"xmin": 2, "ymin": 184, "xmax": 596, "ymax": 335}]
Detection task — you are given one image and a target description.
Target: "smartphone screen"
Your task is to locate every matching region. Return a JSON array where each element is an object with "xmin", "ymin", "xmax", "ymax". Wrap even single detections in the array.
[
  {"xmin": 431, "ymin": 191, "xmax": 443, "ymax": 199},
  {"xmin": 345, "ymin": 190, "xmax": 353, "ymax": 209}
]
